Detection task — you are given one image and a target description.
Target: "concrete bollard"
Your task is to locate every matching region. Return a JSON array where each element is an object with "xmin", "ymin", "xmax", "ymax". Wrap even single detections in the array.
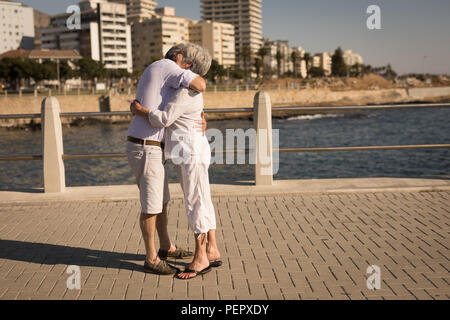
[
  {"xmin": 41, "ymin": 96, "xmax": 66, "ymax": 193},
  {"xmin": 34, "ymin": 88, "xmax": 37, "ymax": 97},
  {"xmin": 253, "ymin": 91, "xmax": 273, "ymax": 186}
]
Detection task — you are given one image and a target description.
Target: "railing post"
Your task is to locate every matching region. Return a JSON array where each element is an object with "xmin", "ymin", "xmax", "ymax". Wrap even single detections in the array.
[
  {"xmin": 41, "ymin": 96, "xmax": 66, "ymax": 193},
  {"xmin": 253, "ymin": 91, "xmax": 273, "ymax": 186}
]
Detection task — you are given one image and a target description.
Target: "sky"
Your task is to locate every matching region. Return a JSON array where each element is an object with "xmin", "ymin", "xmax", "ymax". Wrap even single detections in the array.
[{"xmin": 15, "ymin": 0, "xmax": 450, "ymax": 75}]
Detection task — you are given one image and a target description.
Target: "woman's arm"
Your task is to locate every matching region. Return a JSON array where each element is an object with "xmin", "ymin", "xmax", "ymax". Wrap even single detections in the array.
[
  {"xmin": 130, "ymin": 90, "xmax": 206, "ymax": 131},
  {"xmin": 130, "ymin": 89, "xmax": 198, "ymax": 128}
]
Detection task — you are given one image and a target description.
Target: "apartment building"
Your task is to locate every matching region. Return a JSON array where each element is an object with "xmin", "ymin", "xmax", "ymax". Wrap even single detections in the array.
[
  {"xmin": 312, "ymin": 52, "xmax": 331, "ymax": 76},
  {"xmin": 41, "ymin": 0, "xmax": 133, "ymax": 73},
  {"xmin": 0, "ymin": 0, "xmax": 35, "ymax": 54},
  {"xmin": 343, "ymin": 49, "xmax": 364, "ymax": 66},
  {"xmin": 131, "ymin": 7, "xmax": 190, "ymax": 71},
  {"xmin": 201, "ymin": 0, "xmax": 263, "ymax": 68},
  {"xmin": 263, "ymin": 40, "xmax": 294, "ymax": 76},
  {"xmin": 292, "ymin": 46, "xmax": 307, "ymax": 78},
  {"xmin": 189, "ymin": 20, "xmax": 235, "ymax": 67},
  {"xmin": 34, "ymin": 9, "xmax": 50, "ymax": 49},
  {"xmin": 110, "ymin": 0, "xmax": 157, "ymax": 23}
]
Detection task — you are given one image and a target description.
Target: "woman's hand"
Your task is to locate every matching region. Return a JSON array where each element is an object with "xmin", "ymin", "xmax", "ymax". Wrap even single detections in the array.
[
  {"xmin": 129, "ymin": 100, "xmax": 141, "ymax": 115},
  {"xmin": 129, "ymin": 100, "xmax": 149, "ymax": 119},
  {"xmin": 194, "ymin": 111, "xmax": 207, "ymax": 136}
]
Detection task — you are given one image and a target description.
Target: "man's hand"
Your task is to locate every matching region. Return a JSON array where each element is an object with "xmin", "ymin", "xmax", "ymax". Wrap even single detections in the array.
[{"xmin": 194, "ymin": 111, "xmax": 207, "ymax": 136}]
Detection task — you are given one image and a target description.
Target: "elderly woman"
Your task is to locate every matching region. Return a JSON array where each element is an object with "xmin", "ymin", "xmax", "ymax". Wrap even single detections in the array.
[{"xmin": 131, "ymin": 44, "xmax": 221, "ymax": 280}]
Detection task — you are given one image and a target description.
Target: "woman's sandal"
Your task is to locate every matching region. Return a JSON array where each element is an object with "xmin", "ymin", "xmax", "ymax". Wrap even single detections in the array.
[
  {"xmin": 209, "ymin": 260, "xmax": 223, "ymax": 268},
  {"xmin": 175, "ymin": 265, "xmax": 212, "ymax": 280}
]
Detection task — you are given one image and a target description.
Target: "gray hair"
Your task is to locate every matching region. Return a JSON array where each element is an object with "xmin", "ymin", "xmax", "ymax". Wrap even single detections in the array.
[{"xmin": 165, "ymin": 43, "xmax": 212, "ymax": 76}]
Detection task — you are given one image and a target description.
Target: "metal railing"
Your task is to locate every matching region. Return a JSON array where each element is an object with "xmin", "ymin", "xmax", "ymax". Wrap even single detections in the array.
[
  {"xmin": 2, "ymin": 102, "xmax": 449, "ymax": 120},
  {"xmin": 0, "ymin": 97, "xmax": 449, "ymax": 190}
]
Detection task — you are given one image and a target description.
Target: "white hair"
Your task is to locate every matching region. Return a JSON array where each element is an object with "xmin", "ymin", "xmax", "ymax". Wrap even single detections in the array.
[{"xmin": 165, "ymin": 43, "xmax": 212, "ymax": 76}]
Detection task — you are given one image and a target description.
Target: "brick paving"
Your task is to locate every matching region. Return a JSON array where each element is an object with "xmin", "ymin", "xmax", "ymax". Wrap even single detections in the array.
[{"xmin": 0, "ymin": 191, "xmax": 449, "ymax": 300}]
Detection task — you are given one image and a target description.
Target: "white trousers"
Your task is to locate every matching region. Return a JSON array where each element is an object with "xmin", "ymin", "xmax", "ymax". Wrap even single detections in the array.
[{"xmin": 178, "ymin": 162, "xmax": 216, "ymax": 235}]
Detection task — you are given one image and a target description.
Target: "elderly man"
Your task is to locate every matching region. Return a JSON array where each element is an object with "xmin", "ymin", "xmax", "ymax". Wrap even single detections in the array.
[
  {"xmin": 131, "ymin": 45, "xmax": 221, "ymax": 280},
  {"xmin": 126, "ymin": 44, "xmax": 207, "ymax": 275}
]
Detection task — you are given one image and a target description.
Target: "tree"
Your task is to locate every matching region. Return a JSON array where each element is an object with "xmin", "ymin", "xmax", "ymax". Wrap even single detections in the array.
[
  {"xmin": 361, "ymin": 64, "xmax": 373, "ymax": 75},
  {"xmin": 229, "ymin": 66, "xmax": 245, "ymax": 80},
  {"xmin": 239, "ymin": 46, "xmax": 251, "ymax": 80},
  {"xmin": 275, "ymin": 50, "xmax": 284, "ymax": 78},
  {"xmin": 291, "ymin": 51, "xmax": 299, "ymax": 78},
  {"xmin": 304, "ymin": 52, "xmax": 311, "ymax": 70},
  {"xmin": 206, "ymin": 59, "xmax": 226, "ymax": 83},
  {"xmin": 331, "ymin": 47, "xmax": 348, "ymax": 77},
  {"xmin": 0, "ymin": 57, "xmax": 37, "ymax": 89},
  {"xmin": 75, "ymin": 58, "xmax": 106, "ymax": 80},
  {"xmin": 349, "ymin": 63, "xmax": 363, "ymax": 77},
  {"xmin": 309, "ymin": 67, "xmax": 325, "ymax": 78},
  {"xmin": 253, "ymin": 58, "xmax": 262, "ymax": 79},
  {"xmin": 383, "ymin": 64, "xmax": 397, "ymax": 79},
  {"xmin": 257, "ymin": 47, "xmax": 268, "ymax": 76}
]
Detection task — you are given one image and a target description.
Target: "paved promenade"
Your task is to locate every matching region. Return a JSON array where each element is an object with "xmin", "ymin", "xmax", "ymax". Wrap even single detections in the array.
[{"xmin": 0, "ymin": 178, "xmax": 449, "ymax": 300}]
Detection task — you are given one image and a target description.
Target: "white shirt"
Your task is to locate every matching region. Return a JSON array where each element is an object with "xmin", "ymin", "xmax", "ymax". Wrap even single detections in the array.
[
  {"xmin": 127, "ymin": 59, "xmax": 199, "ymax": 141},
  {"xmin": 148, "ymin": 88, "xmax": 211, "ymax": 165}
]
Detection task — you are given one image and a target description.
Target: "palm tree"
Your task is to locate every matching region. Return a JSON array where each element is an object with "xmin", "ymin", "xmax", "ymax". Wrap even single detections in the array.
[
  {"xmin": 257, "ymin": 47, "xmax": 268, "ymax": 76},
  {"xmin": 254, "ymin": 58, "xmax": 262, "ymax": 79},
  {"xmin": 275, "ymin": 50, "xmax": 283, "ymax": 78},
  {"xmin": 240, "ymin": 46, "xmax": 251, "ymax": 80},
  {"xmin": 304, "ymin": 52, "xmax": 311, "ymax": 71},
  {"xmin": 291, "ymin": 51, "xmax": 299, "ymax": 78}
]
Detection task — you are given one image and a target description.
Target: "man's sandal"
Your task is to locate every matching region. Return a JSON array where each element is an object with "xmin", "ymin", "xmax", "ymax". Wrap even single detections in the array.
[
  {"xmin": 143, "ymin": 260, "xmax": 179, "ymax": 275},
  {"xmin": 158, "ymin": 246, "xmax": 194, "ymax": 259},
  {"xmin": 175, "ymin": 265, "xmax": 212, "ymax": 280}
]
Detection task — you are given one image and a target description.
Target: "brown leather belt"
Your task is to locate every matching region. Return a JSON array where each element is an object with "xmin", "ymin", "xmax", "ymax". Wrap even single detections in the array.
[{"xmin": 127, "ymin": 136, "xmax": 164, "ymax": 149}]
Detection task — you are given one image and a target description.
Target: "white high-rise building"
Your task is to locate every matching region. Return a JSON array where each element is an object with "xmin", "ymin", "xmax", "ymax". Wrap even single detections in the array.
[
  {"xmin": 312, "ymin": 52, "xmax": 332, "ymax": 76},
  {"xmin": 110, "ymin": 0, "xmax": 158, "ymax": 22},
  {"xmin": 0, "ymin": 0, "xmax": 35, "ymax": 54},
  {"xmin": 130, "ymin": 7, "xmax": 191, "ymax": 71},
  {"xmin": 263, "ymin": 40, "xmax": 306, "ymax": 77},
  {"xmin": 292, "ymin": 46, "xmax": 307, "ymax": 78},
  {"xmin": 189, "ymin": 20, "xmax": 236, "ymax": 67},
  {"xmin": 41, "ymin": 0, "xmax": 133, "ymax": 72},
  {"xmin": 131, "ymin": 7, "xmax": 236, "ymax": 71},
  {"xmin": 343, "ymin": 49, "xmax": 364, "ymax": 66},
  {"xmin": 201, "ymin": 0, "xmax": 263, "ymax": 69}
]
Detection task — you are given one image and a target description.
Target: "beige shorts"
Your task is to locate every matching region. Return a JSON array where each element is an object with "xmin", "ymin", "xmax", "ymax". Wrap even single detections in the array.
[{"xmin": 126, "ymin": 141, "xmax": 170, "ymax": 214}]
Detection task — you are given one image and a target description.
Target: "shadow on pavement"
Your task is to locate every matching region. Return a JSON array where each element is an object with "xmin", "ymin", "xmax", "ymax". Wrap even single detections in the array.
[{"xmin": 0, "ymin": 239, "xmax": 147, "ymax": 272}]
